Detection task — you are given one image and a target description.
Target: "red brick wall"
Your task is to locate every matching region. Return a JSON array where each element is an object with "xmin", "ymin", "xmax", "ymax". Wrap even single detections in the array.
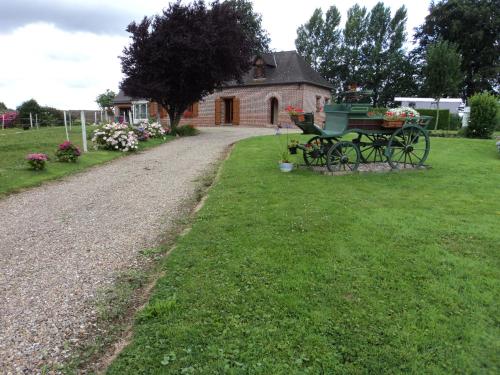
[{"xmin": 174, "ymin": 84, "xmax": 331, "ymax": 128}]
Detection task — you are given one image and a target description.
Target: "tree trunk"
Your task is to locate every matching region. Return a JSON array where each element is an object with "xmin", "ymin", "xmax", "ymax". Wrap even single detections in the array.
[
  {"xmin": 434, "ymin": 98, "xmax": 440, "ymax": 131},
  {"xmin": 167, "ymin": 109, "xmax": 183, "ymax": 133}
]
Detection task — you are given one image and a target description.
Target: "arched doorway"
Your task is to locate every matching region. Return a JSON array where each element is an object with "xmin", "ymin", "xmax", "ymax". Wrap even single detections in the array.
[{"xmin": 270, "ymin": 97, "xmax": 279, "ymax": 125}]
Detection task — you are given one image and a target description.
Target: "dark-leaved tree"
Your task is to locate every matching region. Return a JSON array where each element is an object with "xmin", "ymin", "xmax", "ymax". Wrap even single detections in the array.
[{"xmin": 120, "ymin": 0, "xmax": 264, "ymax": 130}]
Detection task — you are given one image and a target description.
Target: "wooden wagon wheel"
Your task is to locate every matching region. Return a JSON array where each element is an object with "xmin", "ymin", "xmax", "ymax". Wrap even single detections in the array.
[
  {"xmin": 326, "ymin": 141, "xmax": 361, "ymax": 172},
  {"xmin": 303, "ymin": 136, "xmax": 334, "ymax": 167},
  {"xmin": 386, "ymin": 125, "xmax": 430, "ymax": 169},
  {"xmin": 354, "ymin": 134, "xmax": 388, "ymax": 163}
]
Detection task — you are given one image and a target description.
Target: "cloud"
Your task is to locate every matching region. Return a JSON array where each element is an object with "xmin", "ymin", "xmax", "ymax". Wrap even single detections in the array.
[{"xmin": 0, "ymin": 0, "xmax": 136, "ymax": 35}]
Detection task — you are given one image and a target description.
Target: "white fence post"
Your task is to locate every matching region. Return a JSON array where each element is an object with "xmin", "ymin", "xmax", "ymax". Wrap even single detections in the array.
[
  {"xmin": 30, "ymin": 112, "xmax": 33, "ymax": 128},
  {"xmin": 69, "ymin": 111, "xmax": 72, "ymax": 130},
  {"xmin": 63, "ymin": 111, "xmax": 69, "ymax": 141},
  {"xmin": 94, "ymin": 111, "xmax": 97, "ymax": 124},
  {"xmin": 35, "ymin": 113, "xmax": 39, "ymax": 129},
  {"xmin": 81, "ymin": 111, "xmax": 88, "ymax": 152}
]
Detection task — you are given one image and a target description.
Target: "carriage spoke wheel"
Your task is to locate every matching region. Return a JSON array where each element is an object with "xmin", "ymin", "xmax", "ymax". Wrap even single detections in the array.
[
  {"xmin": 387, "ymin": 125, "xmax": 430, "ymax": 169},
  {"xmin": 303, "ymin": 136, "xmax": 334, "ymax": 167},
  {"xmin": 326, "ymin": 141, "xmax": 361, "ymax": 172},
  {"xmin": 355, "ymin": 134, "xmax": 388, "ymax": 163}
]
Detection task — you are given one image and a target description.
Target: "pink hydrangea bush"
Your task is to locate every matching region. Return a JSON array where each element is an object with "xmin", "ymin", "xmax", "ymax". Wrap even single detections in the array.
[
  {"xmin": 26, "ymin": 153, "xmax": 48, "ymax": 170},
  {"xmin": 55, "ymin": 141, "xmax": 81, "ymax": 162},
  {"xmin": 91, "ymin": 123, "xmax": 139, "ymax": 152},
  {"xmin": 139, "ymin": 121, "xmax": 166, "ymax": 138}
]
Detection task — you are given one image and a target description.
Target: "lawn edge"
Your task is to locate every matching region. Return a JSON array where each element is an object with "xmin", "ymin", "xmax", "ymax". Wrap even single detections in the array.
[
  {"xmin": 60, "ymin": 142, "xmax": 236, "ymax": 375},
  {"xmin": 0, "ymin": 136, "xmax": 175, "ymax": 200}
]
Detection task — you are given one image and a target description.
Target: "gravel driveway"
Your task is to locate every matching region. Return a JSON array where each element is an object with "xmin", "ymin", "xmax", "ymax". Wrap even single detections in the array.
[{"xmin": 0, "ymin": 127, "xmax": 274, "ymax": 373}]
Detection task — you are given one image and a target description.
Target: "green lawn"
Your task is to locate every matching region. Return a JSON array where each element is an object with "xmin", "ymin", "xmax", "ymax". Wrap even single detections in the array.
[
  {"xmin": 107, "ymin": 135, "xmax": 499, "ymax": 374},
  {"xmin": 0, "ymin": 126, "xmax": 173, "ymax": 196}
]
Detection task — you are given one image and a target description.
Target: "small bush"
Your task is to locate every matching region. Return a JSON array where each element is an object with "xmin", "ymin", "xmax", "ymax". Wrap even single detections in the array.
[
  {"xmin": 417, "ymin": 109, "xmax": 450, "ymax": 130},
  {"xmin": 55, "ymin": 141, "xmax": 81, "ymax": 162},
  {"xmin": 173, "ymin": 124, "xmax": 199, "ymax": 137},
  {"xmin": 92, "ymin": 123, "xmax": 139, "ymax": 151},
  {"xmin": 26, "ymin": 153, "xmax": 48, "ymax": 170},
  {"xmin": 465, "ymin": 92, "xmax": 499, "ymax": 139}
]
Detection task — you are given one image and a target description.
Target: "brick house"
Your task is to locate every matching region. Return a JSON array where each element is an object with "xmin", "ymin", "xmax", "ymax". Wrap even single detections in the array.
[{"xmin": 113, "ymin": 50, "xmax": 333, "ymax": 127}]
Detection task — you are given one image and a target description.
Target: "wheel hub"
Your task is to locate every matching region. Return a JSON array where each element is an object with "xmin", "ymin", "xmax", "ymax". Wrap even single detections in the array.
[
  {"xmin": 405, "ymin": 145, "xmax": 414, "ymax": 153},
  {"xmin": 340, "ymin": 155, "xmax": 349, "ymax": 164}
]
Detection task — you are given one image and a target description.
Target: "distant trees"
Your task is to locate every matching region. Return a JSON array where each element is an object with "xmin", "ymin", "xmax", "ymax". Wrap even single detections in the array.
[
  {"xmin": 414, "ymin": 0, "xmax": 500, "ymax": 98},
  {"xmin": 16, "ymin": 99, "xmax": 63, "ymax": 126},
  {"xmin": 120, "ymin": 0, "xmax": 267, "ymax": 130},
  {"xmin": 297, "ymin": 0, "xmax": 499, "ymax": 104},
  {"xmin": 295, "ymin": 2, "xmax": 412, "ymax": 106},
  {"xmin": 423, "ymin": 41, "xmax": 463, "ymax": 130},
  {"xmin": 0, "ymin": 102, "xmax": 7, "ymax": 113}
]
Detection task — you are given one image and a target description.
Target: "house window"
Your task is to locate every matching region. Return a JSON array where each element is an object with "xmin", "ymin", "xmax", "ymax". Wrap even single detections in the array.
[
  {"xmin": 316, "ymin": 96, "xmax": 322, "ymax": 112},
  {"xmin": 324, "ymin": 97, "xmax": 330, "ymax": 105},
  {"xmin": 409, "ymin": 102, "xmax": 416, "ymax": 108},
  {"xmin": 132, "ymin": 101, "xmax": 148, "ymax": 123},
  {"xmin": 254, "ymin": 58, "xmax": 265, "ymax": 79}
]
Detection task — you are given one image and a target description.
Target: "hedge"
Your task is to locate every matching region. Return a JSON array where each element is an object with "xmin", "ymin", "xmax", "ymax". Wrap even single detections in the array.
[{"xmin": 417, "ymin": 109, "xmax": 450, "ymax": 130}]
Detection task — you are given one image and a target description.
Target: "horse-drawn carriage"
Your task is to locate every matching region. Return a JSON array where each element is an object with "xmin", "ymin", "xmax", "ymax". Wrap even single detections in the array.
[{"xmin": 290, "ymin": 91, "xmax": 433, "ymax": 172}]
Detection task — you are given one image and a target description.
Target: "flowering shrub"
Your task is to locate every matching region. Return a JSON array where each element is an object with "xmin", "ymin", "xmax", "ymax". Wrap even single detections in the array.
[
  {"xmin": 26, "ymin": 153, "xmax": 48, "ymax": 170},
  {"xmin": 141, "ymin": 122, "xmax": 166, "ymax": 138},
  {"xmin": 384, "ymin": 107, "xmax": 420, "ymax": 122},
  {"xmin": 285, "ymin": 105, "xmax": 304, "ymax": 116},
  {"xmin": 92, "ymin": 123, "xmax": 139, "ymax": 152},
  {"xmin": 133, "ymin": 126, "xmax": 150, "ymax": 141},
  {"xmin": 55, "ymin": 141, "xmax": 81, "ymax": 162}
]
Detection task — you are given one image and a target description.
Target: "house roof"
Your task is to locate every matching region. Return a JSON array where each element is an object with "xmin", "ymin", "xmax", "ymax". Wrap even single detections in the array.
[
  {"xmin": 113, "ymin": 51, "xmax": 333, "ymax": 105},
  {"xmin": 113, "ymin": 90, "xmax": 134, "ymax": 105},
  {"xmin": 225, "ymin": 51, "xmax": 333, "ymax": 90}
]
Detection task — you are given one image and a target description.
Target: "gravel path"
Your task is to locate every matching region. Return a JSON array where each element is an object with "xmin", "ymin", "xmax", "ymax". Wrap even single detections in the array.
[{"xmin": 0, "ymin": 127, "xmax": 273, "ymax": 373}]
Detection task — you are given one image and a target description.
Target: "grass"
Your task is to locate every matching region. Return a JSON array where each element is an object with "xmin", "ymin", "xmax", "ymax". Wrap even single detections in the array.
[
  {"xmin": 0, "ymin": 126, "xmax": 173, "ymax": 196},
  {"xmin": 107, "ymin": 135, "xmax": 499, "ymax": 374}
]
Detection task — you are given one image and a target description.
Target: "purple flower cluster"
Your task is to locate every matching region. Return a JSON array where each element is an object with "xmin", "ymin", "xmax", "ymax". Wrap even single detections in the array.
[
  {"xmin": 26, "ymin": 153, "xmax": 48, "ymax": 161},
  {"xmin": 26, "ymin": 153, "xmax": 48, "ymax": 170},
  {"xmin": 55, "ymin": 141, "xmax": 81, "ymax": 162}
]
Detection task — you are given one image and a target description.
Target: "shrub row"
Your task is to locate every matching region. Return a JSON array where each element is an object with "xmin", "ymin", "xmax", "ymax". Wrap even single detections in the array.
[{"xmin": 416, "ymin": 109, "xmax": 450, "ymax": 130}]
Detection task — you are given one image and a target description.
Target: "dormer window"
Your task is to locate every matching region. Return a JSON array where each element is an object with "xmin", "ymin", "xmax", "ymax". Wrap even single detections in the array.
[{"xmin": 254, "ymin": 57, "xmax": 265, "ymax": 79}]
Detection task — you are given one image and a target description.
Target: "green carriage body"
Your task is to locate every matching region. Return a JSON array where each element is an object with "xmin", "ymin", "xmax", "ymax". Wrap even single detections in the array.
[{"xmin": 292, "ymin": 101, "xmax": 432, "ymax": 171}]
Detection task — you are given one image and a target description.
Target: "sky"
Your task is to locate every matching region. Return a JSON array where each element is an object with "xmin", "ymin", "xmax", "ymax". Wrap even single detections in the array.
[{"xmin": 0, "ymin": 0, "xmax": 432, "ymax": 110}]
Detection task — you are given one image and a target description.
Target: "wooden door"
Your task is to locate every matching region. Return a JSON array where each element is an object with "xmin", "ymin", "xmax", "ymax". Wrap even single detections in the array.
[
  {"xmin": 233, "ymin": 97, "xmax": 240, "ymax": 125},
  {"xmin": 215, "ymin": 98, "xmax": 222, "ymax": 125}
]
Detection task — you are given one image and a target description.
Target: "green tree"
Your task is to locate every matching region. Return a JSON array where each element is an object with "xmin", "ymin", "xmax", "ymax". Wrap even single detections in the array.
[
  {"xmin": 414, "ymin": 0, "xmax": 500, "ymax": 98},
  {"xmin": 17, "ymin": 99, "xmax": 42, "ymax": 121},
  {"xmin": 96, "ymin": 89, "xmax": 116, "ymax": 113},
  {"xmin": 295, "ymin": 6, "xmax": 342, "ymax": 90},
  {"xmin": 423, "ymin": 40, "xmax": 463, "ymax": 130},
  {"xmin": 0, "ymin": 102, "xmax": 7, "ymax": 113},
  {"xmin": 339, "ymin": 4, "xmax": 368, "ymax": 90},
  {"xmin": 361, "ymin": 2, "xmax": 407, "ymax": 106}
]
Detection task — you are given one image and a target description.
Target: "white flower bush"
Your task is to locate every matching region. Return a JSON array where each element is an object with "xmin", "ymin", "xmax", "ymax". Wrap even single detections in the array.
[
  {"xmin": 139, "ymin": 121, "xmax": 167, "ymax": 138},
  {"xmin": 92, "ymin": 123, "xmax": 139, "ymax": 152}
]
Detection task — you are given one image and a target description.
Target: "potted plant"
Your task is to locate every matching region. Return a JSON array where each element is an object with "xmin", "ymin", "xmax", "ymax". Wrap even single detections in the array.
[
  {"xmin": 304, "ymin": 139, "xmax": 321, "ymax": 158},
  {"xmin": 285, "ymin": 105, "xmax": 305, "ymax": 123},
  {"xmin": 279, "ymin": 151, "xmax": 294, "ymax": 172},
  {"xmin": 288, "ymin": 139, "xmax": 299, "ymax": 154}
]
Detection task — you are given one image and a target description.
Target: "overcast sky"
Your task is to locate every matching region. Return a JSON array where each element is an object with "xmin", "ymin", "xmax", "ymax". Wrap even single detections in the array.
[{"xmin": 0, "ymin": 0, "xmax": 431, "ymax": 110}]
